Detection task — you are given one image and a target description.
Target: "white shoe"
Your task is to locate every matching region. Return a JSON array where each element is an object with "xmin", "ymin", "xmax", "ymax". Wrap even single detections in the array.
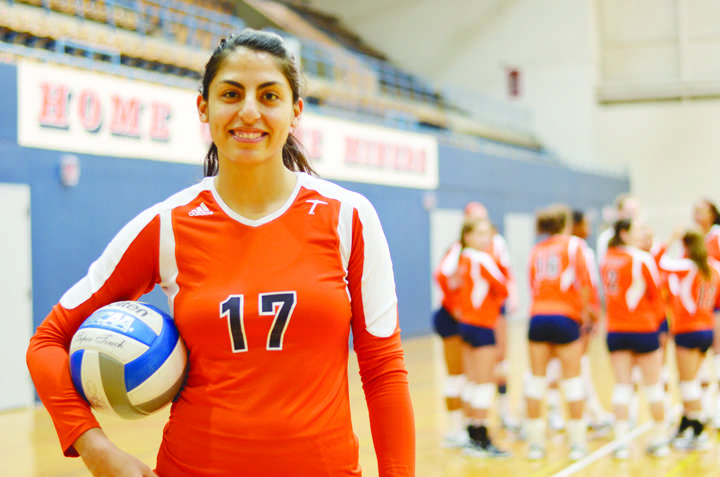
[
  {"xmin": 613, "ymin": 446, "xmax": 630, "ymax": 460},
  {"xmin": 500, "ymin": 414, "xmax": 521, "ymax": 432},
  {"xmin": 527, "ymin": 444, "xmax": 546, "ymax": 460},
  {"xmin": 646, "ymin": 441, "xmax": 670, "ymax": 458},
  {"xmin": 442, "ymin": 430, "xmax": 469, "ymax": 448},
  {"xmin": 568, "ymin": 445, "xmax": 588, "ymax": 461}
]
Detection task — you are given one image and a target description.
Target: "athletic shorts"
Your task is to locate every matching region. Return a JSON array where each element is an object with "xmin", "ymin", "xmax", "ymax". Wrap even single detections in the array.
[
  {"xmin": 658, "ymin": 318, "xmax": 669, "ymax": 334},
  {"xmin": 458, "ymin": 323, "xmax": 496, "ymax": 348},
  {"xmin": 433, "ymin": 306, "xmax": 459, "ymax": 338},
  {"xmin": 606, "ymin": 331, "xmax": 660, "ymax": 354},
  {"xmin": 528, "ymin": 315, "xmax": 580, "ymax": 344},
  {"xmin": 674, "ymin": 330, "xmax": 714, "ymax": 353}
]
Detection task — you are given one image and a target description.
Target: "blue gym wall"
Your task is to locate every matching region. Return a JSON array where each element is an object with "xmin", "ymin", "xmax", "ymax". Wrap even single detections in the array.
[{"xmin": 0, "ymin": 62, "xmax": 628, "ymax": 339}]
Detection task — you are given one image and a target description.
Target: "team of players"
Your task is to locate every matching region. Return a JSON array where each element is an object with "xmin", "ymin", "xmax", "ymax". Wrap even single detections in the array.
[{"xmin": 433, "ymin": 195, "xmax": 720, "ymax": 461}]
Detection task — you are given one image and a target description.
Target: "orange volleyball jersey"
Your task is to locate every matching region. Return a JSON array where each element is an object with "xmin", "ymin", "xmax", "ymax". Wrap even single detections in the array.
[
  {"xmin": 434, "ymin": 242, "xmax": 463, "ymax": 314},
  {"xmin": 528, "ymin": 234, "xmax": 592, "ymax": 321},
  {"xmin": 26, "ymin": 173, "xmax": 414, "ymax": 477},
  {"xmin": 659, "ymin": 255, "xmax": 720, "ymax": 334},
  {"xmin": 600, "ymin": 246, "xmax": 662, "ymax": 332},
  {"xmin": 456, "ymin": 248, "xmax": 508, "ymax": 328}
]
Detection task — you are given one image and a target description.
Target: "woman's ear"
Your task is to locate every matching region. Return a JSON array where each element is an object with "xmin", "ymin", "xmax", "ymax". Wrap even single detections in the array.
[{"xmin": 197, "ymin": 94, "xmax": 209, "ymax": 123}]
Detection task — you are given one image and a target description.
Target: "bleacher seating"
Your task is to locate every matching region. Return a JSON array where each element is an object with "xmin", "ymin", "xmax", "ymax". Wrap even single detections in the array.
[{"xmin": 0, "ymin": 0, "xmax": 539, "ymax": 149}]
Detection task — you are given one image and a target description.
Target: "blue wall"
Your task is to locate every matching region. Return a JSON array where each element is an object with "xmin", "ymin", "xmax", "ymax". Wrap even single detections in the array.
[{"xmin": 0, "ymin": 62, "xmax": 628, "ymax": 340}]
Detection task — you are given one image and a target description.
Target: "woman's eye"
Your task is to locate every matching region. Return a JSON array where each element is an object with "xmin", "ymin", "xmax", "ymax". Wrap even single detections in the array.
[
  {"xmin": 263, "ymin": 92, "xmax": 279, "ymax": 101},
  {"xmin": 222, "ymin": 90, "xmax": 238, "ymax": 99}
]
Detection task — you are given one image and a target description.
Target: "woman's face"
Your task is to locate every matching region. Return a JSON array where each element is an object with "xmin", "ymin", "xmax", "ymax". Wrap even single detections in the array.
[
  {"xmin": 465, "ymin": 220, "xmax": 493, "ymax": 251},
  {"xmin": 197, "ymin": 47, "xmax": 302, "ymax": 169},
  {"xmin": 693, "ymin": 201, "xmax": 712, "ymax": 229},
  {"xmin": 633, "ymin": 224, "xmax": 653, "ymax": 251}
]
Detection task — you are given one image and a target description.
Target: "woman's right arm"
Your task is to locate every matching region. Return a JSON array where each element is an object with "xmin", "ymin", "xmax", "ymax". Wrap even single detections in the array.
[
  {"xmin": 26, "ymin": 212, "xmax": 162, "ymax": 459},
  {"xmin": 76, "ymin": 428, "xmax": 158, "ymax": 477}
]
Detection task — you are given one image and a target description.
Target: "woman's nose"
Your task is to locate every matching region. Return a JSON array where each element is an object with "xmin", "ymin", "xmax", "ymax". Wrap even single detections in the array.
[{"xmin": 238, "ymin": 97, "xmax": 261, "ymax": 123}]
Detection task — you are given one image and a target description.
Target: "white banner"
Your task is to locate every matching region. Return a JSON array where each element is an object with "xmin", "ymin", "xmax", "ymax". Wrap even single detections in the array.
[{"xmin": 17, "ymin": 61, "xmax": 438, "ymax": 189}]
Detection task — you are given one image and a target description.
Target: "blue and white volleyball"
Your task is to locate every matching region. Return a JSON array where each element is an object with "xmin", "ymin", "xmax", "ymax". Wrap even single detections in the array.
[{"xmin": 69, "ymin": 301, "xmax": 187, "ymax": 419}]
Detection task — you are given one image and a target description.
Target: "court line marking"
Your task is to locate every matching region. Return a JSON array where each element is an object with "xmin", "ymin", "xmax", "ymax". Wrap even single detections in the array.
[
  {"xmin": 548, "ymin": 420, "xmax": 653, "ymax": 477},
  {"xmin": 549, "ymin": 405, "xmax": 682, "ymax": 477}
]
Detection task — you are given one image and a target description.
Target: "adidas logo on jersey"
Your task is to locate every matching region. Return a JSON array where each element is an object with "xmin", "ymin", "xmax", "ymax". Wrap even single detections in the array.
[{"xmin": 189, "ymin": 202, "xmax": 213, "ymax": 216}]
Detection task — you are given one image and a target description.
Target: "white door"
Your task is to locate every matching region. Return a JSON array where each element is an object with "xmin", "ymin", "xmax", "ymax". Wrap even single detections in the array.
[{"xmin": 0, "ymin": 183, "xmax": 34, "ymax": 411}]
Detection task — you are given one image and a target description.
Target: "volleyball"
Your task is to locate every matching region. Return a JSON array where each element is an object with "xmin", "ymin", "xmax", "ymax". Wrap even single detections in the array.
[{"xmin": 69, "ymin": 301, "xmax": 187, "ymax": 419}]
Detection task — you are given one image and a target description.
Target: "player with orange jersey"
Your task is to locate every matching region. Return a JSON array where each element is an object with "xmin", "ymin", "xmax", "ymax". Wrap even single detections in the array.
[
  {"xmin": 524, "ymin": 204, "xmax": 595, "ymax": 461},
  {"xmin": 600, "ymin": 219, "xmax": 669, "ymax": 459},
  {"xmin": 692, "ymin": 198, "xmax": 720, "ymax": 427},
  {"xmin": 660, "ymin": 228, "xmax": 720, "ymax": 451},
  {"xmin": 453, "ymin": 218, "xmax": 510, "ymax": 457},
  {"xmin": 26, "ymin": 29, "xmax": 415, "ymax": 477},
  {"xmin": 432, "ymin": 201, "xmax": 491, "ymax": 447}
]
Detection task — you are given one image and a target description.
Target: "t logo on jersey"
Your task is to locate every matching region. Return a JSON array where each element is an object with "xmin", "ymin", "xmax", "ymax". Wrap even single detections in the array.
[{"xmin": 306, "ymin": 199, "xmax": 328, "ymax": 215}]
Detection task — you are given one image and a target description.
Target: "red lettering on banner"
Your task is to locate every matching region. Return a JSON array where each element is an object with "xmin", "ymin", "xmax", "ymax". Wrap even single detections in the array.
[
  {"xmin": 344, "ymin": 137, "xmax": 427, "ymax": 173},
  {"xmin": 77, "ymin": 90, "xmax": 102, "ymax": 132},
  {"xmin": 38, "ymin": 83, "xmax": 71, "ymax": 129},
  {"xmin": 295, "ymin": 126, "xmax": 324, "ymax": 161},
  {"xmin": 110, "ymin": 95, "xmax": 142, "ymax": 137},
  {"xmin": 150, "ymin": 102, "xmax": 171, "ymax": 141}
]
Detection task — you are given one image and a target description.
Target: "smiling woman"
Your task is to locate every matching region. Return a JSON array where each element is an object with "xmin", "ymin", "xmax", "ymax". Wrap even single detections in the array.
[{"xmin": 26, "ymin": 28, "xmax": 415, "ymax": 477}]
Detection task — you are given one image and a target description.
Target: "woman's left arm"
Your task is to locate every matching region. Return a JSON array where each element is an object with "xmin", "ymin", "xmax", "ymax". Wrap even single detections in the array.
[{"xmin": 346, "ymin": 197, "xmax": 415, "ymax": 477}]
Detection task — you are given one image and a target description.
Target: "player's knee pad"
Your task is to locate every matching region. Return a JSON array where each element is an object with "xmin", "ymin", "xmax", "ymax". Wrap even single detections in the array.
[
  {"xmin": 631, "ymin": 365, "xmax": 642, "ymax": 384},
  {"xmin": 461, "ymin": 381, "xmax": 473, "ymax": 403},
  {"xmin": 679, "ymin": 380, "xmax": 702, "ymax": 402},
  {"xmin": 611, "ymin": 383, "xmax": 634, "ymax": 407},
  {"xmin": 644, "ymin": 383, "xmax": 665, "ymax": 404},
  {"xmin": 470, "ymin": 383, "xmax": 496, "ymax": 410},
  {"xmin": 525, "ymin": 374, "xmax": 547, "ymax": 400},
  {"xmin": 443, "ymin": 374, "xmax": 465, "ymax": 399},
  {"xmin": 562, "ymin": 376, "xmax": 585, "ymax": 402}
]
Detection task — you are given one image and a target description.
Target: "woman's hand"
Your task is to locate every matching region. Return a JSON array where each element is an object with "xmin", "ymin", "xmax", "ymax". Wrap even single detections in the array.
[{"xmin": 75, "ymin": 428, "xmax": 158, "ymax": 477}]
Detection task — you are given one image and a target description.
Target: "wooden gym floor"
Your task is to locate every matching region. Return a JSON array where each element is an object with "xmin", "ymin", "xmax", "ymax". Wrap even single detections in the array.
[{"xmin": 4, "ymin": 320, "xmax": 720, "ymax": 476}]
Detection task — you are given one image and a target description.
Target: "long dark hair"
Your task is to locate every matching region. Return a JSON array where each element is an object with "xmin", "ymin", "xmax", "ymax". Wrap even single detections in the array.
[
  {"xmin": 702, "ymin": 199, "xmax": 720, "ymax": 226},
  {"xmin": 683, "ymin": 229, "xmax": 711, "ymax": 280},
  {"xmin": 199, "ymin": 29, "xmax": 315, "ymax": 177},
  {"xmin": 608, "ymin": 219, "xmax": 632, "ymax": 248}
]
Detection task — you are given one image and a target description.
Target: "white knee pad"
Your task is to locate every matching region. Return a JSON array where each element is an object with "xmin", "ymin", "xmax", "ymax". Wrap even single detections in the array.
[
  {"xmin": 631, "ymin": 365, "xmax": 642, "ymax": 384},
  {"xmin": 644, "ymin": 383, "xmax": 665, "ymax": 404},
  {"xmin": 470, "ymin": 383, "xmax": 496, "ymax": 410},
  {"xmin": 495, "ymin": 360, "xmax": 509, "ymax": 376},
  {"xmin": 525, "ymin": 374, "xmax": 547, "ymax": 400},
  {"xmin": 679, "ymin": 380, "xmax": 702, "ymax": 402},
  {"xmin": 611, "ymin": 383, "xmax": 634, "ymax": 406},
  {"xmin": 562, "ymin": 376, "xmax": 585, "ymax": 402},
  {"xmin": 461, "ymin": 381, "xmax": 474, "ymax": 403},
  {"xmin": 444, "ymin": 375, "xmax": 466, "ymax": 399}
]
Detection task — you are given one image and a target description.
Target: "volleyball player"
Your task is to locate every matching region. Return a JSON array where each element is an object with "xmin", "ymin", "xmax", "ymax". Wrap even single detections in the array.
[
  {"xmin": 524, "ymin": 204, "xmax": 595, "ymax": 460},
  {"xmin": 26, "ymin": 29, "xmax": 415, "ymax": 477},
  {"xmin": 432, "ymin": 201, "xmax": 492, "ymax": 447},
  {"xmin": 661, "ymin": 228, "xmax": 720, "ymax": 451},
  {"xmin": 692, "ymin": 198, "xmax": 720, "ymax": 428},
  {"xmin": 454, "ymin": 218, "xmax": 511, "ymax": 457},
  {"xmin": 600, "ymin": 219, "xmax": 669, "ymax": 459}
]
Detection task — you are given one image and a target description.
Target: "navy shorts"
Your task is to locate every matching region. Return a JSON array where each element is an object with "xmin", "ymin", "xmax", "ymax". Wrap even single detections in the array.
[
  {"xmin": 658, "ymin": 318, "xmax": 669, "ymax": 334},
  {"xmin": 675, "ymin": 330, "xmax": 714, "ymax": 353},
  {"xmin": 528, "ymin": 315, "xmax": 580, "ymax": 344},
  {"xmin": 458, "ymin": 323, "xmax": 496, "ymax": 348},
  {"xmin": 606, "ymin": 331, "xmax": 660, "ymax": 354},
  {"xmin": 433, "ymin": 306, "xmax": 459, "ymax": 338}
]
